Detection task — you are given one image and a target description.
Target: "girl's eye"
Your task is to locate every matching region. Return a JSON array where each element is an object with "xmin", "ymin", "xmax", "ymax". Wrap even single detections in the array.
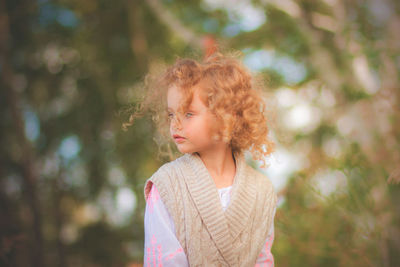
[{"xmin": 167, "ymin": 112, "xmax": 192, "ymax": 120}]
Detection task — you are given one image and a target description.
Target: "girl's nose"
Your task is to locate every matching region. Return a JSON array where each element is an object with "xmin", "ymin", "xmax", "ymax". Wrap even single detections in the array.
[{"xmin": 171, "ymin": 116, "xmax": 182, "ymax": 130}]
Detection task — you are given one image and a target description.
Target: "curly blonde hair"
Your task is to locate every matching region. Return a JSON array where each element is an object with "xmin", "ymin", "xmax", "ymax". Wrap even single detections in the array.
[{"xmin": 123, "ymin": 52, "xmax": 276, "ymax": 168}]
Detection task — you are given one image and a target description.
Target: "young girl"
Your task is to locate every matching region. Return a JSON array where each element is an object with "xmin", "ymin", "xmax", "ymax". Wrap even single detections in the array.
[{"xmin": 125, "ymin": 52, "xmax": 278, "ymax": 266}]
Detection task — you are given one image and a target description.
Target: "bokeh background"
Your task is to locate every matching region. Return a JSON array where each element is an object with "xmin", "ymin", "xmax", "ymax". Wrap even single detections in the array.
[{"xmin": 1, "ymin": 0, "xmax": 400, "ymax": 266}]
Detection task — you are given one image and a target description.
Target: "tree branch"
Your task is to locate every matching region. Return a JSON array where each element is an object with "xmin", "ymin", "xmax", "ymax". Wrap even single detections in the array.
[
  {"xmin": 145, "ymin": 0, "xmax": 203, "ymax": 49},
  {"xmin": 0, "ymin": 1, "xmax": 45, "ymax": 266}
]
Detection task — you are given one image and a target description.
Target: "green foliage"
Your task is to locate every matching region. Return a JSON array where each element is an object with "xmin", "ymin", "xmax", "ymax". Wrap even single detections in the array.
[{"xmin": 1, "ymin": 0, "xmax": 399, "ymax": 266}]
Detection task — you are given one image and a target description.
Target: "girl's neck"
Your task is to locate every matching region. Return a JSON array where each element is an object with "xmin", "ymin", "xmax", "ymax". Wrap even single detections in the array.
[{"xmin": 196, "ymin": 145, "xmax": 236, "ymax": 189}]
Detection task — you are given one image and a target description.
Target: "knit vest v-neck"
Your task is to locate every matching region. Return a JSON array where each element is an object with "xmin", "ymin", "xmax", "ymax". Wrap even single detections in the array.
[{"xmin": 144, "ymin": 151, "xmax": 278, "ymax": 267}]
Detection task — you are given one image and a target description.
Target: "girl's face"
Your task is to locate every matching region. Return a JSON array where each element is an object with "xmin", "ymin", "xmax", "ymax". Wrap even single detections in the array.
[{"xmin": 167, "ymin": 84, "xmax": 218, "ymax": 154}]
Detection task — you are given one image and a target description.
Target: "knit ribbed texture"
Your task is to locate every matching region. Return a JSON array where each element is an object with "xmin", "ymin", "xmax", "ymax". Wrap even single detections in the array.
[{"xmin": 144, "ymin": 151, "xmax": 277, "ymax": 267}]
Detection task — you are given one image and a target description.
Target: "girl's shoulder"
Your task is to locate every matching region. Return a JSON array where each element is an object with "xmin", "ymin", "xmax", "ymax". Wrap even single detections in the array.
[
  {"xmin": 153, "ymin": 154, "xmax": 188, "ymax": 177},
  {"xmin": 149, "ymin": 153, "xmax": 187, "ymax": 178},
  {"xmin": 144, "ymin": 162, "xmax": 171, "ymax": 199},
  {"xmin": 143, "ymin": 155, "xmax": 187, "ymax": 200},
  {"xmin": 243, "ymin": 164, "xmax": 278, "ymax": 210},
  {"xmin": 242, "ymin": 163, "xmax": 276, "ymax": 195}
]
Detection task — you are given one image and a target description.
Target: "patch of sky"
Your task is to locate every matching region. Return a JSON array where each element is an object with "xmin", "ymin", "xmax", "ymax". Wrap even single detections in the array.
[
  {"xmin": 263, "ymin": 146, "xmax": 304, "ymax": 192},
  {"xmin": 202, "ymin": 0, "xmax": 266, "ymax": 37},
  {"xmin": 233, "ymin": 4, "xmax": 266, "ymax": 32},
  {"xmin": 243, "ymin": 50, "xmax": 274, "ymax": 70},
  {"xmin": 203, "ymin": 18, "xmax": 219, "ymax": 33},
  {"xmin": 243, "ymin": 49, "xmax": 307, "ymax": 85},
  {"xmin": 313, "ymin": 169, "xmax": 348, "ymax": 197},
  {"xmin": 66, "ymin": 161, "xmax": 88, "ymax": 188},
  {"xmin": 38, "ymin": 2, "xmax": 79, "ymax": 28},
  {"xmin": 115, "ymin": 188, "xmax": 137, "ymax": 220},
  {"xmin": 108, "ymin": 166, "xmax": 126, "ymax": 187},
  {"xmin": 275, "ymin": 56, "xmax": 307, "ymax": 85},
  {"xmin": 241, "ymin": 47, "xmax": 252, "ymax": 54},
  {"xmin": 367, "ymin": 0, "xmax": 393, "ymax": 27},
  {"xmin": 4, "ymin": 174, "xmax": 22, "ymax": 196},
  {"xmin": 222, "ymin": 24, "xmax": 241, "ymax": 37},
  {"xmin": 58, "ymin": 135, "xmax": 81, "ymax": 160},
  {"xmin": 56, "ymin": 9, "xmax": 79, "ymax": 27},
  {"xmin": 99, "ymin": 187, "xmax": 137, "ymax": 227},
  {"xmin": 24, "ymin": 109, "xmax": 40, "ymax": 142}
]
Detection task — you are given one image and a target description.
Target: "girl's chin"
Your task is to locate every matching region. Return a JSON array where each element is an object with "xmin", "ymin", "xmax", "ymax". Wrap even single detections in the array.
[
  {"xmin": 176, "ymin": 145, "xmax": 194, "ymax": 154},
  {"xmin": 177, "ymin": 148, "xmax": 191, "ymax": 154}
]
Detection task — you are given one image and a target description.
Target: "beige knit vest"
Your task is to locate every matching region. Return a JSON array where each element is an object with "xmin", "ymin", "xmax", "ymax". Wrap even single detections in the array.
[{"xmin": 144, "ymin": 151, "xmax": 278, "ymax": 267}]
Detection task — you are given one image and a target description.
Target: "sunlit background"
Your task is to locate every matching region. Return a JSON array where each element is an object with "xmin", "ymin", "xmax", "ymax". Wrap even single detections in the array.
[{"xmin": 1, "ymin": 0, "xmax": 399, "ymax": 266}]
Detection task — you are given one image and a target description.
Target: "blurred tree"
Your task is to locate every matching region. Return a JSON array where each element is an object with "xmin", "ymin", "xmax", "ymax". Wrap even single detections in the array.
[{"xmin": 1, "ymin": 0, "xmax": 399, "ymax": 266}]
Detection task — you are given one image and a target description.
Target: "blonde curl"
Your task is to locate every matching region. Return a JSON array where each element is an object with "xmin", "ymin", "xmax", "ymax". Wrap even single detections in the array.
[{"xmin": 123, "ymin": 51, "xmax": 277, "ymax": 168}]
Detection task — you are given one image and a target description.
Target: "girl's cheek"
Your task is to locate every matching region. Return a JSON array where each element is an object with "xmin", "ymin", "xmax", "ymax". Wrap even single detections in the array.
[{"xmin": 208, "ymin": 120, "xmax": 219, "ymax": 137}]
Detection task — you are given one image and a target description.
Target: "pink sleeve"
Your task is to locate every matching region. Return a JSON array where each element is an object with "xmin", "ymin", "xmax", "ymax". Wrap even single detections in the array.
[
  {"xmin": 255, "ymin": 206, "xmax": 277, "ymax": 267},
  {"xmin": 144, "ymin": 184, "xmax": 189, "ymax": 267}
]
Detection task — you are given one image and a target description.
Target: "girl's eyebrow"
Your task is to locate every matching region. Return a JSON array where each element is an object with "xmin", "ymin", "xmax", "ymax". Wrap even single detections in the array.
[{"xmin": 167, "ymin": 106, "xmax": 196, "ymax": 112}]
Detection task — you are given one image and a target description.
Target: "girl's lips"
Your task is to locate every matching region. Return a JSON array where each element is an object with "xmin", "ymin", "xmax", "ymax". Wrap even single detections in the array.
[
  {"xmin": 174, "ymin": 137, "xmax": 185, "ymax": 143},
  {"xmin": 173, "ymin": 135, "xmax": 185, "ymax": 143}
]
